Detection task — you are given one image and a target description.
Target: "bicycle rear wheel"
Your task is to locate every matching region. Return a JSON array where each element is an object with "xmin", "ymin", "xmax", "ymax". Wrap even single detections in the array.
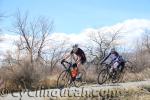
[
  {"xmin": 111, "ymin": 69, "xmax": 125, "ymax": 83},
  {"xmin": 98, "ymin": 69, "xmax": 109, "ymax": 85},
  {"xmin": 57, "ymin": 70, "xmax": 71, "ymax": 89}
]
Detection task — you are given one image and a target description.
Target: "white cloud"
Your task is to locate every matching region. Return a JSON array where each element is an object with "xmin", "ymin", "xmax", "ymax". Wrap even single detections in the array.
[
  {"xmin": 1, "ymin": 19, "xmax": 150, "ymax": 59},
  {"xmin": 0, "ymin": 34, "xmax": 19, "ymax": 52},
  {"xmin": 49, "ymin": 19, "xmax": 150, "ymax": 49},
  {"xmin": 0, "ymin": 34, "xmax": 19, "ymax": 60}
]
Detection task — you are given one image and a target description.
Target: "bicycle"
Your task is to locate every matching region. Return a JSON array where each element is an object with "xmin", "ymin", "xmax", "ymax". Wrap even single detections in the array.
[
  {"xmin": 57, "ymin": 60, "xmax": 86, "ymax": 89},
  {"xmin": 97, "ymin": 63, "xmax": 125, "ymax": 85}
]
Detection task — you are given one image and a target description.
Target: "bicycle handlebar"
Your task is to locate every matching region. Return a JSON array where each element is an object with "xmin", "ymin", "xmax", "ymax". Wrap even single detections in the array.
[{"xmin": 61, "ymin": 60, "xmax": 72, "ymax": 69}]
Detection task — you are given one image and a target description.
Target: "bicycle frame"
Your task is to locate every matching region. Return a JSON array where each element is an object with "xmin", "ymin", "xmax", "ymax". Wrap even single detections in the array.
[
  {"xmin": 61, "ymin": 60, "xmax": 72, "ymax": 71},
  {"xmin": 61, "ymin": 60, "xmax": 79, "ymax": 81},
  {"xmin": 101, "ymin": 63, "xmax": 111, "ymax": 70}
]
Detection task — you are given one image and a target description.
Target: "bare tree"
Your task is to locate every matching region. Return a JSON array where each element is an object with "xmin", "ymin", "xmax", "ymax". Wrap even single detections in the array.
[
  {"xmin": 125, "ymin": 30, "xmax": 150, "ymax": 72},
  {"xmin": 1, "ymin": 11, "xmax": 55, "ymax": 89},
  {"xmin": 36, "ymin": 40, "xmax": 69, "ymax": 74},
  {"xmin": 142, "ymin": 29, "xmax": 150, "ymax": 54},
  {"xmin": 131, "ymin": 29, "xmax": 150, "ymax": 71},
  {"xmin": 48, "ymin": 41, "xmax": 69, "ymax": 73},
  {"xmin": 14, "ymin": 11, "xmax": 53, "ymax": 63}
]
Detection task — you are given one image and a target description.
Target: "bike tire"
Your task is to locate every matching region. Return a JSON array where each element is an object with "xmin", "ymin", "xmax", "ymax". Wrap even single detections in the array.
[
  {"xmin": 57, "ymin": 70, "xmax": 71, "ymax": 89},
  {"xmin": 111, "ymin": 69, "xmax": 125, "ymax": 83},
  {"xmin": 98, "ymin": 69, "xmax": 109, "ymax": 85},
  {"xmin": 111, "ymin": 71, "xmax": 119, "ymax": 83}
]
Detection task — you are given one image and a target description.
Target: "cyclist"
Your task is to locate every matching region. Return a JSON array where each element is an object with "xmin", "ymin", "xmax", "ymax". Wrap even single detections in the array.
[
  {"xmin": 62, "ymin": 44, "xmax": 86, "ymax": 79},
  {"xmin": 100, "ymin": 48, "xmax": 125, "ymax": 73}
]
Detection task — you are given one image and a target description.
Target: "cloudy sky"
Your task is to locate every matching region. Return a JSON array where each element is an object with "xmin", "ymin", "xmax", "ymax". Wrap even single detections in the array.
[{"xmin": 1, "ymin": 0, "xmax": 150, "ymax": 56}]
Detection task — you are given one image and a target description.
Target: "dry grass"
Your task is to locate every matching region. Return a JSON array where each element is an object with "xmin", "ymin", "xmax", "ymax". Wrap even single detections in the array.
[
  {"xmin": 0, "ymin": 60, "xmax": 59, "ymax": 92},
  {"xmin": 1, "ymin": 62, "xmax": 150, "ymax": 94},
  {"xmin": 35, "ymin": 75, "xmax": 59, "ymax": 89},
  {"xmin": 1, "ymin": 65, "xmax": 150, "ymax": 100},
  {"xmin": 123, "ymin": 68, "xmax": 150, "ymax": 82},
  {"xmin": 85, "ymin": 67, "xmax": 98, "ymax": 84}
]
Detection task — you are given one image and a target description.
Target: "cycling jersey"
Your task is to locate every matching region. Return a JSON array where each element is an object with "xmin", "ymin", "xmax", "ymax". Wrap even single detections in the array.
[
  {"xmin": 70, "ymin": 48, "xmax": 86, "ymax": 64},
  {"xmin": 101, "ymin": 51, "xmax": 125, "ymax": 72}
]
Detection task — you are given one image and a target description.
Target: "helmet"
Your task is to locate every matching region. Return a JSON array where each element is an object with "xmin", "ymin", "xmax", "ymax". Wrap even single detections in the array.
[
  {"xmin": 72, "ymin": 44, "xmax": 78, "ymax": 48},
  {"xmin": 111, "ymin": 48, "xmax": 116, "ymax": 52},
  {"xmin": 72, "ymin": 44, "xmax": 78, "ymax": 52}
]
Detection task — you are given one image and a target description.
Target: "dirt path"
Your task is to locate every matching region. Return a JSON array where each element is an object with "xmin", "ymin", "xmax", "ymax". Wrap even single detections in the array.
[{"xmin": 0, "ymin": 80, "xmax": 150, "ymax": 100}]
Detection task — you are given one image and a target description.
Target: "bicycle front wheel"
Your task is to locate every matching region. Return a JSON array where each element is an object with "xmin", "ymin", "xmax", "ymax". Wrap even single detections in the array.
[
  {"xmin": 98, "ymin": 69, "xmax": 109, "ymax": 85},
  {"xmin": 57, "ymin": 70, "xmax": 71, "ymax": 89}
]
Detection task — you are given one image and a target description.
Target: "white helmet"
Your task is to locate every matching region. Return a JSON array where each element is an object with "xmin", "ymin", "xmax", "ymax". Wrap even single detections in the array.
[
  {"xmin": 72, "ymin": 44, "xmax": 78, "ymax": 52},
  {"xmin": 72, "ymin": 44, "xmax": 78, "ymax": 48}
]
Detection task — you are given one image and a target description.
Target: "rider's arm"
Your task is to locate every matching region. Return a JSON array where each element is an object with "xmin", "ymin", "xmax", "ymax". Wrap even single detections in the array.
[
  {"xmin": 72, "ymin": 54, "xmax": 78, "ymax": 62},
  {"xmin": 63, "ymin": 53, "xmax": 71, "ymax": 60},
  {"xmin": 101, "ymin": 53, "xmax": 111, "ymax": 64},
  {"xmin": 70, "ymin": 50, "xmax": 78, "ymax": 62},
  {"xmin": 76, "ymin": 56, "xmax": 81, "ymax": 64}
]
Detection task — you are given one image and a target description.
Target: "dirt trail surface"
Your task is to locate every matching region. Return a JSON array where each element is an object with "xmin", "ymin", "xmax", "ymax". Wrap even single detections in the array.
[{"xmin": 0, "ymin": 80, "xmax": 150, "ymax": 100}]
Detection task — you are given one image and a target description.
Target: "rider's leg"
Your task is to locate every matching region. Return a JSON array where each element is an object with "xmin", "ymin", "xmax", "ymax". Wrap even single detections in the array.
[
  {"xmin": 76, "ymin": 61, "xmax": 86, "ymax": 79},
  {"xmin": 113, "ymin": 62, "xmax": 119, "ymax": 70},
  {"xmin": 76, "ymin": 62, "xmax": 82, "ymax": 78},
  {"xmin": 119, "ymin": 62, "xmax": 125, "ymax": 72},
  {"xmin": 110, "ymin": 61, "xmax": 119, "ymax": 73},
  {"xmin": 77, "ymin": 59, "xmax": 86, "ymax": 71}
]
